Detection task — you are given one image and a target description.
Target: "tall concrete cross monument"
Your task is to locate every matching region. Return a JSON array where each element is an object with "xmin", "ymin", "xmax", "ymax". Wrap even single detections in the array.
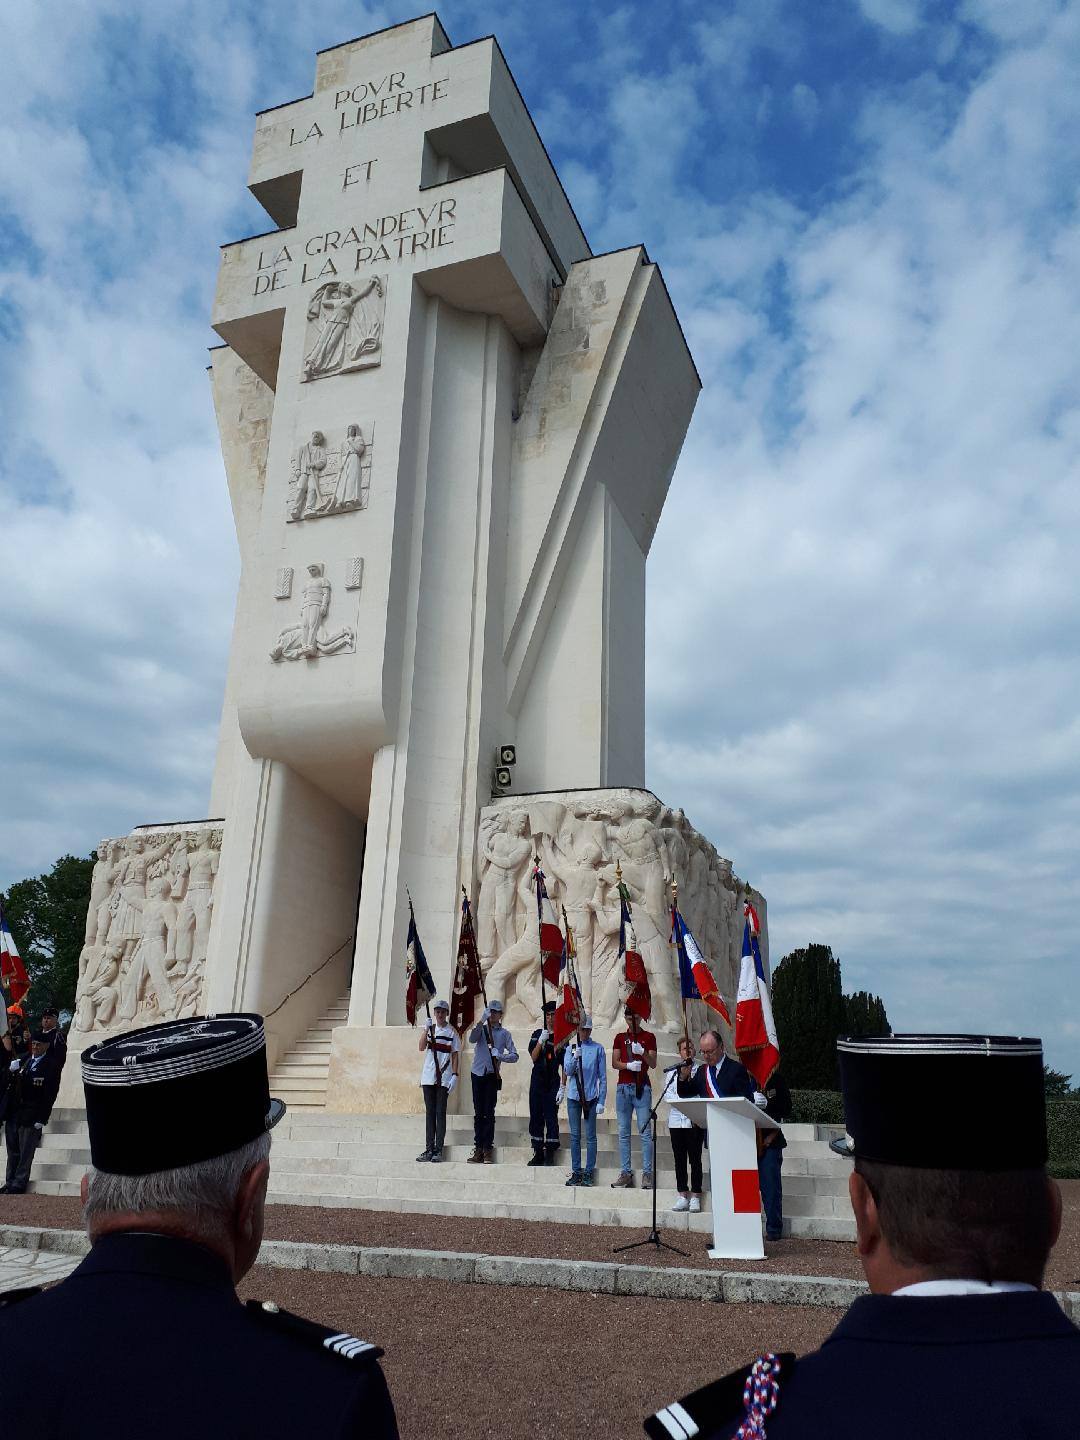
[{"xmin": 73, "ymin": 17, "xmax": 766, "ymax": 1115}]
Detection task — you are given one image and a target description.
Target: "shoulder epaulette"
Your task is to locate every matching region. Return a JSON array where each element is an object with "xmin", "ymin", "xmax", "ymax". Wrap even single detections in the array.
[
  {"xmin": 644, "ymin": 1353, "xmax": 796, "ymax": 1439},
  {"xmin": 245, "ymin": 1299, "xmax": 383, "ymax": 1364},
  {"xmin": 0, "ymin": 1286, "xmax": 43, "ymax": 1310}
]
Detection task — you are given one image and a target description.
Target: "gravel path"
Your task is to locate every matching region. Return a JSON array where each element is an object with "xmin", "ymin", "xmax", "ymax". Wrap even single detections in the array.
[
  {"xmin": 236, "ymin": 1266, "xmax": 841, "ymax": 1440},
  {"xmin": 5, "ymin": 1180, "xmax": 1079, "ymax": 1289}
]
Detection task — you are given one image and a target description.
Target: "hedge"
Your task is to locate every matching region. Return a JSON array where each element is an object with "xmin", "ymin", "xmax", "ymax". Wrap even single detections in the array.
[
  {"xmin": 1047, "ymin": 1098, "xmax": 1080, "ymax": 1179},
  {"xmin": 790, "ymin": 1090, "xmax": 845, "ymax": 1126},
  {"xmin": 790, "ymin": 1091, "xmax": 1080, "ymax": 1179}
]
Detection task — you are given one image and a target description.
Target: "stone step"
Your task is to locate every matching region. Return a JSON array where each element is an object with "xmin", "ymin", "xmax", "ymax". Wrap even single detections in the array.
[
  {"xmin": 273, "ymin": 1062, "xmax": 335, "ymax": 1080},
  {"xmin": 290, "ymin": 1040, "xmax": 334, "ymax": 1054},
  {"xmin": 21, "ymin": 1176, "xmax": 855, "ymax": 1240},
  {"xmin": 261, "ymin": 1189, "xmax": 719, "ymax": 1229},
  {"xmin": 786, "ymin": 1215, "xmax": 856, "ymax": 1241}
]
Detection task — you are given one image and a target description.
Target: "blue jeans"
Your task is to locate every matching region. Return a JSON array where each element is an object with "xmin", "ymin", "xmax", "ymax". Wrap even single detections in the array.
[
  {"xmin": 567, "ymin": 1098, "xmax": 597, "ymax": 1175},
  {"xmin": 759, "ymin": 1141, "xmax": 784, "ymax": 1237},
  {"xmin": 615, "ymin": 1082, "xmax": 654, "ymax": 1174}
]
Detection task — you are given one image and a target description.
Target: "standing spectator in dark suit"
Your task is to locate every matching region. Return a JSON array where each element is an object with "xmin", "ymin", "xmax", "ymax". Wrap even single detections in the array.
[
  {"xmin": 3, "ymin": 1031, "xmax": 61, "ymax": 1194},
  {"xmin": 755, "ymin": 1069, "xmax": 792, "ymax": 1241}
]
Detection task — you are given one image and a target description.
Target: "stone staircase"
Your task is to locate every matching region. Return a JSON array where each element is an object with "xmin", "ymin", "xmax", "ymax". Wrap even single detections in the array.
[
  {"xmin": 29, "ymin": 1109, "xmax": 855, "ymax": 1240},
  {"xmin": 266, "ymin": 993, "xmax": 351, "ymax": 1111}
]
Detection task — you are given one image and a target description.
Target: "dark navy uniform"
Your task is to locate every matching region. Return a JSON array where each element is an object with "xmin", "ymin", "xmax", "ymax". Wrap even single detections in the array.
[
  {"xmin": 649, "ymin": 1033, "xmax": 1074, "ymax": 1439},
  {"xmin": 528, "ymin": 1019, "xmax": 563, "ymax": 1162},
  {"xmin": 0, "ymin": 1232, "xmax": 398, "ymax": 1438},
  {"xmin": 647, "ymin": 1292, "xmax": 1080, "ymax": 1438},
  {"xmin": 8, "ymin": 1013, "xmax": 400, "ymax": 1438}
]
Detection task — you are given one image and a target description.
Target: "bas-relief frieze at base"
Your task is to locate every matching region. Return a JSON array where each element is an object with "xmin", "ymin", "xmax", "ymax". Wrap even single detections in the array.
[
  {"xmin": 75, "ymin": 823, "xmax": 223, "ymax": 1036},
  {"xmin": 477, "ymin": 789, "xmax": 761, "ymax": 1038}
]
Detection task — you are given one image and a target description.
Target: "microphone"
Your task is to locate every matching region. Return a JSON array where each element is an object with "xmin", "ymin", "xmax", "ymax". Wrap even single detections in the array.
[{"xmin": 662, "ymin": 1060, "xmax": 691, "ymax": 1073}]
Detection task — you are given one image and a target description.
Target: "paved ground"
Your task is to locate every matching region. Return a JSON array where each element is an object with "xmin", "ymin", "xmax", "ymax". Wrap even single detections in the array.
[
  {"xmin": 235, "ymin": 1266, "xmax": 841, "ymax": 1440},
  {"xmin": 4, "ymin": 1178, "xmax": 1079, "ymax": 1288},
  {"xmin": 0, "ymin": 1244, "xmax": 79, "ymax": 1294}
]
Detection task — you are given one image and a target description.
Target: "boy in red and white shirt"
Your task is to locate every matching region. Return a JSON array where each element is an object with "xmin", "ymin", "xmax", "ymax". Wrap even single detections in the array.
[{"xmin": 610, "ymin": 1006, "xmax": 657, "ymax": 1188}]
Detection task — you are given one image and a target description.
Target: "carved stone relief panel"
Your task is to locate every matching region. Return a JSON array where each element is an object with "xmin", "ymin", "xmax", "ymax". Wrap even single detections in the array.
[
  {"xmin": 288, "ymin": 423, "xmax": 373, "ymax": 522},
  {"xmin": 74, "ymin": 824, "xmax": 224, "ymax": 1036},
  {"xmin": 269, "ymin": 561, "xmax": 355, "ymax": 662},
  {"xmin": 300, "ymin": 275, "xmax": 385, "ymax": 382},
  {"xmin": 476, "ymin": 789, "xmax": 763, "ymax": 1037},
  {"xmin": 275, "ymin": 566, "xmax": 294, "ymax": 599}
]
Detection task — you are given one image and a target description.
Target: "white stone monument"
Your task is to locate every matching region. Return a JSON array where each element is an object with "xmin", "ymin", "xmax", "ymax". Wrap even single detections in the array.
[{"xmin": 72, "ymin": 16, "xmax": 766, "ymax": 1114}]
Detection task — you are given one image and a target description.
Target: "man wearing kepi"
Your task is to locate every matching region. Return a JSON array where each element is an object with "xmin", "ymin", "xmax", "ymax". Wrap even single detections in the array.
[
  {"xmin": 416, "ymin": 998, "xmax": 459, "ymax": 1163},
  {"xmin": 2, "ymin": 1030, "xmax": 62, "ymax": 1194},
  {"xmin": 646, "ymin": 1034, "xmax": 1080, "ymax": 1440},
  {"xmin": 0, "ymin": 1014, "xmax": 399, "ymax": 1439},
  {"xmin": 468, "ymin": 997, "xmax": 517, "ymax": 1164}
]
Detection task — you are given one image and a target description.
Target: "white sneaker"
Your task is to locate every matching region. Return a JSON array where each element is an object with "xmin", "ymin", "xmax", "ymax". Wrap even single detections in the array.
[
  {"xmin": 689, "ymin": 1195, "xmax": 702, "ymax": 1213},
  {"xmin": 671, "ymin": 1195, "xmax": 690, "ymax": 1212}
]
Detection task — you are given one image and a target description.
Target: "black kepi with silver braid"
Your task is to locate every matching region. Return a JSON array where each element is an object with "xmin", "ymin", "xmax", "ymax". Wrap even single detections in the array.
[
  {"xmin": 833, "ymin": 1033, "xmax": 1046, "ymax": 1170},
  {"xmin": 82, "ymin": 1014, "xmax": 286, "ymax": 1175}
]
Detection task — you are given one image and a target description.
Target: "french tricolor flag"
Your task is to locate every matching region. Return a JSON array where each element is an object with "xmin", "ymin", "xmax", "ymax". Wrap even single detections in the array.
[
  {"xmin": 735, "ymin": 900, "xmax": 780, "ymax": 1088},
  {"xmin": 0, "ymin": 904, "xmax": 30, "ymax": 1011}
]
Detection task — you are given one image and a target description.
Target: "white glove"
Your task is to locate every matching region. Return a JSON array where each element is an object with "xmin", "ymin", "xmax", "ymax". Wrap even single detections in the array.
[
  {"xmin": 567, "ymin": 1043, "xmax": 579, "ymax": 1062},
  {"xmin": 754, "ymin": 1090, "xmax": 768, "ymax": 1108},
  {"xmin": 596, "ymin": 1103, "xmax": 605, "ymax": 1116},
  {"xmin": 498, "ymin": 1049, "xmax": 513, "ymax": 1062},
  {"xmin": 556, "ymin": 1085, "xmax": 565, "ymax": 1105},
  {"xmin": 537, "ymin": 1028, "xmax": 550, "ymax": 1044},
  {"xmin": 34, "ymin": 1121, "xmax": 44, "ymax": 1131},
  {"xmin": 481, "ymin": 1006, "xmax": 491, "ymax": 1023},
  {"xmin": 628, "ymin": 1059, "xmax": 645, "ymax": 1072},
  {"xmin": 9, "ymin": 1060, "xmax": 19, "ymax": 1072},
  {"xmin": 446, "ymin": 1073, "xmax": 458, "ymax": 1093},
  {"xmin": 630, "ymin": 1041, "xmax": 645, "ymax": 1056}
]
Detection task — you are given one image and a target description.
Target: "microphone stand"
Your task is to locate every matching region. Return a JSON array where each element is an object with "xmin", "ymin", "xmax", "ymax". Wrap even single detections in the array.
[{"xmin": 612, "ymin": 1068, "xmax": 687, "ymax": 1258}]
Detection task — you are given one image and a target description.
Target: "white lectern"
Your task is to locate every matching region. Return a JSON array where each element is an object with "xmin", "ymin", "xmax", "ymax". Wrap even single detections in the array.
[{"xmin": 677, "ymin": 1097, "xmax": 780, "ymax": 1260}]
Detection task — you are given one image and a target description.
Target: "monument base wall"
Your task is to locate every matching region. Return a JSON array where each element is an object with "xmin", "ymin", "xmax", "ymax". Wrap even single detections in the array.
[{"xmin": 324, "ymin": 1024, "xmax": 696, "ymax": 1117}]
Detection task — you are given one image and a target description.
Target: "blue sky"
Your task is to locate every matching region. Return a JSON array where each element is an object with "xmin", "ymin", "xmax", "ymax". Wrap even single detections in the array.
[{"xmin": 2, "ymin": 0, "xmax": 1079, "ymax": 1074}]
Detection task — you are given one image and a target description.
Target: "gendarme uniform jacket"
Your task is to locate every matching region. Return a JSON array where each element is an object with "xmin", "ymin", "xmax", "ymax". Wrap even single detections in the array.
[
  {"xmin": 7, "ymin": 1049, "xmax": 61, "ymax": 1128},
  {"xmin": 0, "ymin": 1233, "xmax": 399, "ymax": 1439},
  {"xmin": 645, "ymin": 1290, "xmax": 1080, "ymax": 1440}
]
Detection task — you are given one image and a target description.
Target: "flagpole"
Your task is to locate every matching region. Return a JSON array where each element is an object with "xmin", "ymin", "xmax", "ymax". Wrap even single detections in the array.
[
  {"xmin": 406, "ymin": 888, "xmax": 444, "ymax": 1084},
  {"xmin": 463, "ymin": 885, "xmax": 499, "ymax": 1086},
  {"xmin": 670, "ymin": 878, "xmax": 691, "ymax": 1048},
  {"xmin": 534, "ymin": 855, "xmax": 547, "ymax": 1015}
]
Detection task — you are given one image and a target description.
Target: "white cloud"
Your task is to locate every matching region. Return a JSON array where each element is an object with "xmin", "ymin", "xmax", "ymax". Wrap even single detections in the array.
[
  {"xmin": 2, "ymin": 1, "xmax": 1080, "ymax": 1078},
  {"xmin": 856, "ymin": 0, "xmax": 925, "ymax": 35}
]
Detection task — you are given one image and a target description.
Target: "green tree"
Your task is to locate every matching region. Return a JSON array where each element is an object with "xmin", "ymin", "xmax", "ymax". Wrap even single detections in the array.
[
  {"xmin": 1, "ymin": 852, "xmax": 95, "ymax": 1018},
  {"xmin": 844, "ymin": 989, "xmax": 891, "ymax": 1038},
  {"xmin": 772, "ymin": 946, "xmax": 892, "ymax": 1088},
  {"xmin": 772, "ymin": 943, "xmax": 846, "ymax": 1088},
  {"xmin": 1044, "ymin": 1065, "xmax": 1074, "ymax": 1097}
]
